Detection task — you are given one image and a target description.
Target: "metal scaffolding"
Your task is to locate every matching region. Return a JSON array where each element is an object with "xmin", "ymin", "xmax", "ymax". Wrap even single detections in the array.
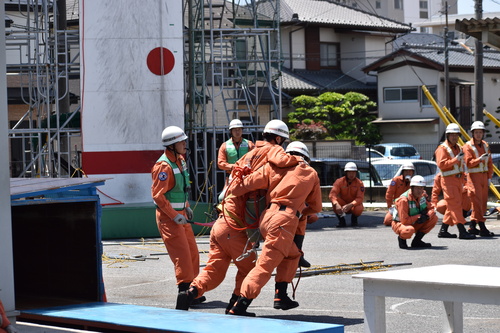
[
  {"xmin": 185, "ymin": 0, "xmax": 282, "ymax": 202},
  {"xmin": 6, "ymin": 0, "xmax": 81, "ymax": 178}
]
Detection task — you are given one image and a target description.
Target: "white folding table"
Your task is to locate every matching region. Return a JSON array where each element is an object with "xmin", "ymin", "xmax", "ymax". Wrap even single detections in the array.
[{"xmin": 353, "ymin": 264, "xmax": 500, "ymax": 333}]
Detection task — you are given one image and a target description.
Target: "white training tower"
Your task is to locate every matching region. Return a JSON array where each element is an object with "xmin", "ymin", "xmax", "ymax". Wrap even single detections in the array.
[{"xmin": 80, "ymin": 0, "xmax": 184, "ymax": 204}]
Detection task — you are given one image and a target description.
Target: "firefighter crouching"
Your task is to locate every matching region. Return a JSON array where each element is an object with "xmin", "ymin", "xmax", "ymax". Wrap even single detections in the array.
[
  {"xmin": 383, "ymin": 161, "xmax": 415, "ymax": 226},
  {"xmin": 392, "ymin": 175, "xmax": 438, "ymax": 249}
]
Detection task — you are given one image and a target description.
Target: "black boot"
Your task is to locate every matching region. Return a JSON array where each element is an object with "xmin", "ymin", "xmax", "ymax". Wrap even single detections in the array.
[
  {"xmin": 351, "ymin": 214, "xmax": 359, "ymax": 227},
  {"xmin": 225, "ymin": 293, "xmax": 239, "ymax": 314},
  {"xmin": 336, "ymin": 214, "xmax": 346, "ymax": 228},
  {"xmin": 411, "ymin": 231, "xmax": 432, "ymax": 248},
  {"xmin": 228, "ymin": 296, "xmax": 256, "ymax": 317},
  {"xmin": 457, "ymin": 223, "xmax": 476, "ymax": 239},
  {"xmin": 468, "ymin": 221, "xmax": 480, "ymax": 235},
  {"xmin": 175, "ymin": 282, "xmax": 191, "ymax": 310},
  {"xmin": 176, "ymin": 285, "xmax": 197, "ymax": 310},
  {"xmin": 398, "ymin": 237, "xmax": 408, "ymax": 249},
  {"xmin": 463, "ymin": 209, "xmax": 471, "ymax": 218},
  {"xmin": 293, "ymin": 235, "xmax": 311, "ymax": 268},
  {"xmin": 478, "ymin": 222, "xmax": 494, "ymax": 237},
  {"xmin": 273, "ymin": 282, "xmax": 299, "ymax": 310},
  {"xmin": 437, "ymin": 224, "xmax": 457, "ymax": 238}
]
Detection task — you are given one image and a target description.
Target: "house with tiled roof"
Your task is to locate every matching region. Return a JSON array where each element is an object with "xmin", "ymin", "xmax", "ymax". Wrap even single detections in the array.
[
  {"xmin": 256, "ymin": 0, "xmax": 412, "ymax": 112},
  {"xmin": 363, "ymin": 35, "xmax": 500, "ymax": 145}
]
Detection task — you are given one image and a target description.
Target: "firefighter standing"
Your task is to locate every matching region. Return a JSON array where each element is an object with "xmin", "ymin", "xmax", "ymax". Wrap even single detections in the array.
[
  {"xmin": 217, "ymin": 119, "xmax": 255, "ymax": 177},
  {"xmin": 227, "ymin": 144, "xmax": 322, "ymax": 316},
  {"xmin": 463, "ymin": 121, "xmax": 495, "ymax": 237},
  {"xmin": 383, "ymin": 162, "xmax": 415, "ymax": 226},
  {"xmin": 432, "ymin": 172, "xmax": 471, "ymax": 233},
  {"xmin": 434, "ymin": 123, "xmax": 475, "ymax": 239},
  {"xmin": 151, "ymin": 126, "xmax": 204, "ymax": 309},
  {"xmin": 392, "ymin": 175, "xmax": 438, "ymax": 249},
  {"xmin": 329, "ymin": 162, "xmax": 365, "ymax": 227}
]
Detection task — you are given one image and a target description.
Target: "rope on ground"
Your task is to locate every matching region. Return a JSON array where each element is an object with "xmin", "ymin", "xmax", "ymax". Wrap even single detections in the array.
[{"xmin": 292, "ymin": 260, "xmax": 412, "ymax": 277}]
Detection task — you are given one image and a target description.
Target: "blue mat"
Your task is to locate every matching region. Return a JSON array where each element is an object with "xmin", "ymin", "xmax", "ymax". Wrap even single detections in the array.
[{"xmin": 22, "ymin": 302, "xmax": 344, "ymax": 333}]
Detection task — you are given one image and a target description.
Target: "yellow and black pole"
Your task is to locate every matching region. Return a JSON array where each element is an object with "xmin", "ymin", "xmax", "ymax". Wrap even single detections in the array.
[{"xmin": 422, "ymin": 85, "xmax": 500, "ymax": 201}]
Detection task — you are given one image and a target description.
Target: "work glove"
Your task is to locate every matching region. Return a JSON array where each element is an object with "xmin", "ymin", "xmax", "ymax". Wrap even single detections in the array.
[
  {"xmin": 489, "ymin": 179, "xmax": 492, "ymax": 186},
  {"xmin": 416, "ymin": 213, "xmax": 429, "ymax": 224},
  {"xmin": 480, "ymin": 153, "xmax": 490, "ymax": 161},
  {"xmin": 456, "ymin": 152, "xmax": 464, "ymax": 162},
  {"xmin": 186, "ymin": 207, "xmax": 193, "ymax": 220},
  {"xmin": 173, "ymin": 214, "xmax": 187, "ymax": 225}
]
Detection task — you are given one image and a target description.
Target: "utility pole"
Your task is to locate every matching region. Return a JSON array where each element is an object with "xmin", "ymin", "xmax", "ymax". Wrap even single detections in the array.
[
  {"xmin": 444, "ymin": 1, "xmax": 450, "ymax": 109},
  {"xmin": 475, "ymin": 0, "xmax": 484, "ymax": 121}
]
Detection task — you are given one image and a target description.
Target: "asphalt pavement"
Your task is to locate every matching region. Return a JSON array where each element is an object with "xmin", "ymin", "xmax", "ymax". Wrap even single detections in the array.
[{"xmin": 15, "ymin": 209, "xmax": 500, "ymax": 333}]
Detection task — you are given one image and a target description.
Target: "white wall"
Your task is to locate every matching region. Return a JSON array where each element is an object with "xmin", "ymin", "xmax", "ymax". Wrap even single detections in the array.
[
  {"xmin": 0, "ymin": 3, "xmax": 16, "ymax": 321},
  {"xmin": 282, "ymin": 26, "xmax": 306, "ymax": 70}
]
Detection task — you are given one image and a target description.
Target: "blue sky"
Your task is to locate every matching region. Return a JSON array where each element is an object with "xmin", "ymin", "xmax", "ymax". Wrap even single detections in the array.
[{"xmin": 457, "ymin": 0, "xmax": 500, "ymax": 15}]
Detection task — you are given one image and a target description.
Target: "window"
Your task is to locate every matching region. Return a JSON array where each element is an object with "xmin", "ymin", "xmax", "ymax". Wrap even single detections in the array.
[
  {"xmin": 420, "ymin": 11, "xmax": 429, "ymax": 19},
  {"xmin": 320, "ymin": 43, "xmax": 340, "ymax": 68},
  {"xmin": 394, "ymin": 0, "xmax": 403, "ymax": 10},
  {"xmin": 419, "ymin": 1, "xmax": 428, "ymax": 9},
  {"xmin": 421, "ymin": 86, "xmax": 437, "ymax": 107},
  {"xmin": 376, "ymin": 1, "xmax": 381, "ymax": 9},
  {"xmin": 384, "ymin": 87, "xmax": 418, "ymax": 102}
]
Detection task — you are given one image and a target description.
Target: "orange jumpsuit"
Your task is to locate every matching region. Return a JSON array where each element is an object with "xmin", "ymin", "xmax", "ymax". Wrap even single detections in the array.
[
  {"xmin": 0, "ymin": 300, "xmax": 12, "ymax": 333},
  {"xmin": 463, "ymin": 139, "xmax": 493, "ymax": 223},
  {"xmin": 329, "ymin": 176, "xmax": 365, "ymax": 216},
  {"xmin": 435, "ymin": 142, "xmax": 467, "ymax": 226},
  {"xmin": 392, "ymin": 191, "xmax": 438, "ymax": 239},
  {"xmin": 231, "ymin": 157, "xmax": 322, "ymax": 299},
  {"xmin": 383, "ymin": 175, "xmax": 410, "ymax": 225},
  {"xmin": 151, "ymin": 150, "xmax": 199, "ymax": 285},
  {"xmin": 192, "ymin": 141, "xmax": 298, "ymax": 298},
  {"xmin": 431, "ymin": 172, "xmax": 470, "ymax": 215}
]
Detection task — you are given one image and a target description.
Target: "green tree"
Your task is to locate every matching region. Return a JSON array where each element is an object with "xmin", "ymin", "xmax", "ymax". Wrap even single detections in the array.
[{"xmin": 288, "ymin": 91, "xmax": 381, "ymax": 144}]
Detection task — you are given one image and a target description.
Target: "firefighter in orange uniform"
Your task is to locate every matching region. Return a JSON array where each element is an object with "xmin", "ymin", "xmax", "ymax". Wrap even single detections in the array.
[
  {"xmin": 329, "ymin": 162, "xmax": 365, "ymax": 227},
  {"xmin": 463, "ymin": 121, "xmax": 495, "ymax": 237},
  {"xmin": 392, "ymin": 175, "xmax": 438, "ymax": 249},
  {"xmin": 217, "ymin": 119, "xmax": 255, "ymax": 176},
  {"xmin": 431, "ymin": 172, "xmax": 471, "ymax": 220},
  {"xmin": 383, "ymin": 161, "xmax": 415, "ymax": 226},
  {"xmin": 151, "ymin": 126, "xmax": 204, "ymax": 309},
  {"xmin": 434, "ymin": 123, "xmax": 475, "ymax": 239},
  {"xmin": 0, "ymin": 300, "xmax": 18, "ymax": 333},
  {"xmin": 176, "ymin": 120, "xmax": 298, "ymax": 312},
  {"xmin": 227, "ymin": 143, "xmax": 322, "ymax": 316}
]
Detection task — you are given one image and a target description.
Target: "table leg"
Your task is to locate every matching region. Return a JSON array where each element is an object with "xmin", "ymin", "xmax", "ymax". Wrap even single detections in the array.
[
  {"xmin": 443, "ymin": 301, "xmax": 463, "ymax": 333},
  {"xmin": 364, "ymin": 293, "xmax": 386, "ymax": 333}
]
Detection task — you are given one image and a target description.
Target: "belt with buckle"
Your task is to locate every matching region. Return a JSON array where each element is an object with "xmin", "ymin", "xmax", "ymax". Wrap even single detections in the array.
[{"xmin": 268, "ymin": 203, "xmax": 300, "ymax": 218}]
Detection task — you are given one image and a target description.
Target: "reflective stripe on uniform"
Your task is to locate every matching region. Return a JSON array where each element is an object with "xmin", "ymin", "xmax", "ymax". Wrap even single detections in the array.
[
  {"xmin": 439, "ymin": 143, "xmax": 463, "ymax": 176},
  {"xmin": 466, "ymin": 141, "xmax": 489, "ymax": 173}
]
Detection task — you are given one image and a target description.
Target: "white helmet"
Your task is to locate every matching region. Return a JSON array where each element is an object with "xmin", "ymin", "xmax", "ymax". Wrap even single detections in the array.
[
  {"xmin": 402, "ymin": 161, "xmax": 415, "ymax": 171},
  {"xmin": 263, "ymin": 119, "xmax": 289, "ymax": 139},
  {"xmin": 229, "ymin": 119, "xmax": 244, "ymax": 130},
  {"xmin": 286, "ymin": 141, "xmax": 309, "ymax": 159},
  {"xmin": 410, "ymin": 175, "xmax": 426, "ymax": 187},
  {"xmin": 161, "ymin": 126, "xmax": 187, "ymax": 147},
  {"xmin": 344, "ymin": 162, "xmax": 358, "ymax": 172},
  {"xmin": 445, "ymin": 123, "xmax": 460, "ymax": 134},
  {"xmin": 470, "ymin": 121, "xmax": 485, "ymax": 132}
]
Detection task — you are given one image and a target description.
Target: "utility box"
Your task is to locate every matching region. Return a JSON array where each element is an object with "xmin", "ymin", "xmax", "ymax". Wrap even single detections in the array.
[{"xmin": 10, "ymin": 178, "xmax": 107, "ymax": 311}]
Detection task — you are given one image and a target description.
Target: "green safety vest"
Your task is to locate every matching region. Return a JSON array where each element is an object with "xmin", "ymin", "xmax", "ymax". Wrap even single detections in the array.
[
  {"xmin": 393, "ymin": 190, "xmax": 427, "ymax": 222},
  {"xmin": 226, "ymin": 139, "xmax": 250, "ymax": 164},
  {"xmin": 157, "ymin": 154, "xmax": 190, "ymax": 211}
]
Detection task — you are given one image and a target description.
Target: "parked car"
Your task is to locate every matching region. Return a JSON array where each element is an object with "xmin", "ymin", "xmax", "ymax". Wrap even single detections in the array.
[
  {"xmin": 366, "ymin": 148, "xmax": 385, "ymax": 162},
  {"xmin": 310, "ymin": 158, "xmax": 383, "ymax": 188},
  {"xmin": 373, "ymin": 143, "xmax": 421, "ymax": 160},
  {"xmin": 372, "ymin": 159, "xmax": 438, "ymax": 187}
]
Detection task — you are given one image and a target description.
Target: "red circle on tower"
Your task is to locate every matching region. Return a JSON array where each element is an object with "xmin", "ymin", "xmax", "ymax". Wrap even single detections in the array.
[{"xmin": 147, "ymin": 47, "xmax": 175, "ymax": 76}]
